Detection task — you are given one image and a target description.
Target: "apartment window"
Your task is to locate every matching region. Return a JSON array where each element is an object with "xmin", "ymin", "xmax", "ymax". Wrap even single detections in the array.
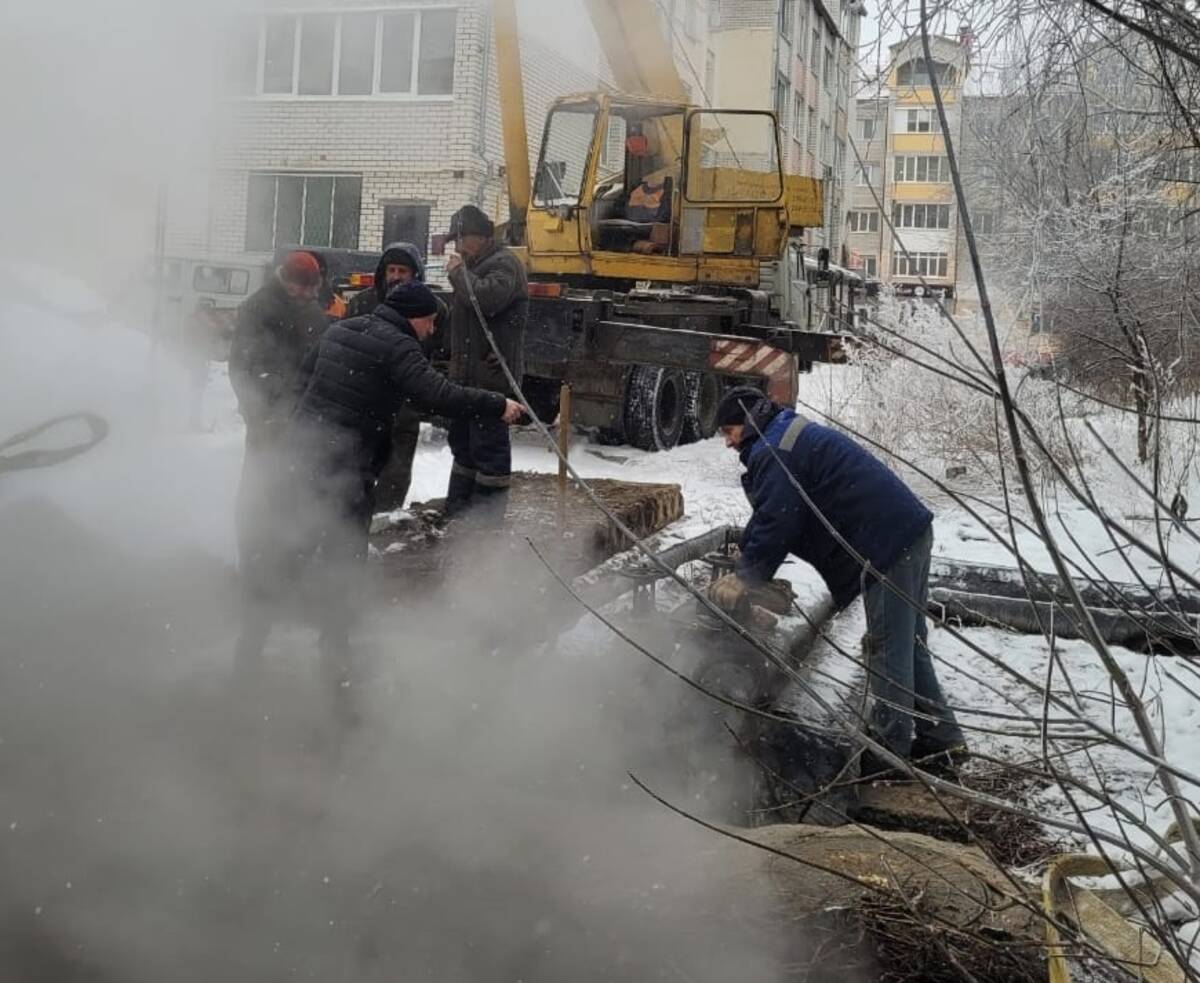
[
  {"xmin": 892, "ymin": 203, "xmax": 951, "ymax": 229},
  {"xmin": 245, "ymin": 172, "xmax": 362, "ymax": 251},
  {"xmin": 823, "ymin": 46, "xmax": 833, "ymax": 90},
  {"xmin": 775, "ymin": 74, "xmax": 790, "ymax": 129},
  {"xmin": 820, "ymin": 121, "xmax": 830, "ymax": 163},
  {"xmin": 779, "ymin": 0, "xmax": 795, "ymax": 38},
  {"xmin": 975, "ymin": 211, "xmax": 996, "ymax": 234},
  {"xmin": 862, "ymin": 255, "xmax": 878, "ymax": 278},
  {"xmin": 685, "ymin": 0, "xmax": 700, "ymax": 38},
  {"xmin": 855, "ymin": 162, "xmax": 876, "ymax": 186},
  {"xmin": 897, "ymin": 108, "xmax": 941, "ymax": 133},
  {"xmin": 810, "ymin": 28, "xmax": 820, "ymax": 72},
  {"xmin": 892, "ymin": 250, "xmax": 949, "ymax": 277},
  {"xmin": 793, "ymin": 93, "xmax": 804, "ymax": 143},
  {"xmin": 847, "ymin": 210, "xmax": 880, "ymax": 232},
  {"xmin": 806, "ymin": 107, "xmax": 817, "ymax": 162},
  {"xmin": 894, "ymin": 155, "xmax": 951, "ymax": 182},
  {"xmin": 225, "ymin": 19, "xmax": 261, "ymax": 95},
  {"xmin": 705, "ymin": 50, "xmax": 716, "ymax": 101},
  {"xmin": 896, "ymin": 58, "xmax": 957, "ymax": 88},
  {"xmin": 231, "ymin": 10, "xmax": 457, "ymax": 98}
]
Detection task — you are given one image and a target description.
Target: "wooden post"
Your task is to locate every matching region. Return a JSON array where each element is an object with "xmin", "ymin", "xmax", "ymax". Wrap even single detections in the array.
[
  {"xmin": 557, "ymin": 383, "xmax": 572, "ymax": 531},
  {"xmin": 557, "ymin": 383, "xmax": 572, "ymax": 493}
]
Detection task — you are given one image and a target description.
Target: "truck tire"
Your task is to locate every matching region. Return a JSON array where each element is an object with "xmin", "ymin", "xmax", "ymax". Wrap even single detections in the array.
[
  {"xmin": 624, "ymin": 366, "xmax": 686, "ymax": 451},
  {"xmin": 680, "ymin": 372, "xmax": 722, "ymax": 444}
]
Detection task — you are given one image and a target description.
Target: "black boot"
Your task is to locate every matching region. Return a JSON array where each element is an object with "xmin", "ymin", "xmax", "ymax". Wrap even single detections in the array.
[
  {"xmin": 444, "ymin": 466, "xmax": 476, "ymax": 517},
  {"xmin": 469, "ymin": 484, "xmax": 509, "ymax": 531}
]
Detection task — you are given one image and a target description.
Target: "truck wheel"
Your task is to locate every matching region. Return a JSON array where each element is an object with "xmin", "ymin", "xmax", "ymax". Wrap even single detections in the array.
[
  {"xmin": 680, "ymin": 372, "xmax": 722, "ymax": 444},
  {"xmin": 624, "ymin": 366, "xmax": 686, "ymax": 451}
]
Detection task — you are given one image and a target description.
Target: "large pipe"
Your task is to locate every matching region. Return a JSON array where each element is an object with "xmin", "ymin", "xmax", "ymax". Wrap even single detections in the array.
[
  {"xmin": 572, "ymin": 524, "xmax": 742, "ymax": 610},
  {"xmin": 490, "ymin": 0, "xmax": 531, "ymax": 241}
]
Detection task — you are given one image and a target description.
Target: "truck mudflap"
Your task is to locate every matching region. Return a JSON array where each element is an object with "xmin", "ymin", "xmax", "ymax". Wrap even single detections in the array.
[{"xmin": 707, "ymin": 337, "xmax": 798, "ymax": 404}]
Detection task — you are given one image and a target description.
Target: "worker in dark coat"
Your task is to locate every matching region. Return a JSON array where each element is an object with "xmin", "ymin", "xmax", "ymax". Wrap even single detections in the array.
[
  {"xmin": 234, "ymin": 280, "xmax": 525, "ymax": 692},
  {"xmin": 709, "ymin": 387, "xmax": 966, "ymax": 777},
  {"xmin": 443, "ymin": 205, "xmax": 529, "ymax": 524},
  {"xmin": 344, "ymin": 242, "xmax": 448, "ymax": 510},
  {"xmin": 229, "ymin": 251, "xmax": 328, "ymax": 654}
]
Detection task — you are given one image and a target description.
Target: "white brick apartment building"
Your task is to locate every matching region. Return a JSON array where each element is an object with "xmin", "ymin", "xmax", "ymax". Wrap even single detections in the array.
[
  {"xmin": 167, "ymin": 1, "xmax": 606, "ymax": 264},
  {"xmin": 708, "ymin": 0, "xmax": 865, "ymax": 261}
]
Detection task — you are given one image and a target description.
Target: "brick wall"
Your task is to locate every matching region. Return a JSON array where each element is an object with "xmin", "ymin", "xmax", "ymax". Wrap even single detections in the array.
[
  {"xmin": 717, "ymin": 0, "xmax": 778, "ymax": 29},
  {"xmin": 169, "ymin": 0, "xmax": 603, "ymax": 261}
]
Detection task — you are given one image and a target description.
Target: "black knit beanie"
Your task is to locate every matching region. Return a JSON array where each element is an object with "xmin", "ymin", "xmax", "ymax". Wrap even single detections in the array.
[
  {"xmin": 714, "ymin": 386, "xmax": 770, "ymax": 428},
  {"xmin": 385, "ymin": 280, "xmax": 439, "ymax": 319}
]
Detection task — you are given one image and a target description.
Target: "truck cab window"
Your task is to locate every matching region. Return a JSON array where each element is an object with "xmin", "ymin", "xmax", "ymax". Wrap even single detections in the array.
[{"xmin": 533, "ymin": 106, "xmax": 597, "ymax": 207}]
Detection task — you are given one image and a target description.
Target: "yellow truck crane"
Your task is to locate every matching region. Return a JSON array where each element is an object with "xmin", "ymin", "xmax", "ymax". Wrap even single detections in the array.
[{"xmin": 489, "ymin": 0, "xmax": 854, "ymax": 449}]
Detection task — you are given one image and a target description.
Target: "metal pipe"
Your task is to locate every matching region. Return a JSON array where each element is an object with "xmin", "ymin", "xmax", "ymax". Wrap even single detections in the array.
[{"xmin": 572, "ymin": 524, "xmax": 742, "ymax": 610}]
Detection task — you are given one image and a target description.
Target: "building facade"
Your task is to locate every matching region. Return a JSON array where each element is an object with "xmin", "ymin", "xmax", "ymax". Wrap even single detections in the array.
[
  {"xmin": 709, "ymin": 0, "xmax": 865, "ymax": 260},
  {"xmin": 166, "ymin": 0, "xmax": 607, "ymax": 269},
  {"xmin": 845, "ymin": 33, "xmax": 971, "ymax": 298},
  {"xmin": 166, "ymin": 0, "xmax": 861, "ymax": 275}
]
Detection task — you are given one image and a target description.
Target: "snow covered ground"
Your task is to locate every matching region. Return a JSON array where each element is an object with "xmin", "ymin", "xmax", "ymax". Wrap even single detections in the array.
[{"xmin": 5, "ymin": 294, "xmax": 1199, "ymax": 967}]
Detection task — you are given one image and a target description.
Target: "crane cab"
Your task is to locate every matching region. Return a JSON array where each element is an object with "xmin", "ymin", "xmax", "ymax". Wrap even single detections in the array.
[{"xmin": 524, "ymin": 92, "xmax": 822, "ymax": 288}]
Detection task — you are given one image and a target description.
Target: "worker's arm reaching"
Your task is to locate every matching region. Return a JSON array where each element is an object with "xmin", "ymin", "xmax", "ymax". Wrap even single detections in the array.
[
  {"xmin": 388, "ymin": 341, "xmax": 523, "ymax": 423},
  {"xmin": 736, "ymin": 451, "xmax": 806, "ymax": 585}
]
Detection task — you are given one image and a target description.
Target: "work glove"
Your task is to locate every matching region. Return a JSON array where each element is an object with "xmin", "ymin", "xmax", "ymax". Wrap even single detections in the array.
[
  {"xmin": 708, "ymin": 573, "xmax": 749, "ymax": 613},
  {"xmin": 747, "ymin": 578, "xmax": 796, "ymax": 615},
  {"xmin": 709, "ymin": 573, "xmax": 780, "ymax": 631}
]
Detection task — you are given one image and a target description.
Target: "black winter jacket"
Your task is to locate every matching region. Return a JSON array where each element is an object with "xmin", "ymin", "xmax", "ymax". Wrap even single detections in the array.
[
  {"xmin": 447, "ymin": 241, "xmax": 528, "ymax": 395},
  {"xmin": 229, "ymin": 276, "xmax": 328, "ymax": 438},
  {"xmin": 291, "ymin": 301, "xmax": 506, "ymax": 477}
]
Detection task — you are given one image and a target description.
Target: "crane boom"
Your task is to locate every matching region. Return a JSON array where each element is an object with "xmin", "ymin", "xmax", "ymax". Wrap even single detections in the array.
[
  {"xmin": 492, "ymin": 0, "xmax": 532, "ymax": 237},
  {"xmin": 581, "ymin": 0, "xmax": 689, "ymax": 101}
]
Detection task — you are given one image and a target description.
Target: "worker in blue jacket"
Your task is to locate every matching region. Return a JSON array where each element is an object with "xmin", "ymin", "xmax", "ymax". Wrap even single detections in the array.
[{"xmin": 709, "ymin": 387, "xmax": 966, "ymax": 777}]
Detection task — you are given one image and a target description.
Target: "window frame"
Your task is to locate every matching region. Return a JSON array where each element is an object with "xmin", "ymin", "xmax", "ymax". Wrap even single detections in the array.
[
  {"xmin": 230, "ymin": 7, "xmax": 459, "ymax": 101},
  {"xmin": 244, "ymin": 171, "xmax": 363, "ymax": 252},
  {"xmin": 891, "ymin": 202, "xmax": 951, "ymax": 229},
  {"xmin": 891, "ymin": 250, "xmax": 949, "ymax": 278},
  {"xmin": 847, "ymin": 210, "xmax": 880, "ymax": 233},
  {"xmin": 855, "ymin": 162, "xmax": 876, "ymax": 187},
  {"xmin": 893, "ymin": 155, "xmax": 950, "ymax": 183},
  {"xmin": 898, "ymin": 108, "xmax": 941, "ymax": 133},
  {"xmin": 779, "ymin": 0, "xmax": 795, "ymax": 40},
  {"xmin": 859, "ymin": 117, "xmax": 876, "ymax": 140}
]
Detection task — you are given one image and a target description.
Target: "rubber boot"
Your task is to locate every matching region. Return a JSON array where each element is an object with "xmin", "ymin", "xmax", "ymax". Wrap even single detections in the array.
[
  {"xmin": 470, "ymin": 484, "xmax": 509, "ymax": 531},
  {"xmin": 444, "ymin": 467, "xmax": 476, "ymax": 517}
]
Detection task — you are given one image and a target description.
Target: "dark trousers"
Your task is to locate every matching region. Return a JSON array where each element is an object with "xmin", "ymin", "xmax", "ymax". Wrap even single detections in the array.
[
  {"xmin": 235, "ymin": 429, "xmax": 373, "ymax": 678},
  {"xmin": 862, "ymin": 526, "xmax": 964, "ymax": 756},
  {"xmin": 445, "ymin": 417, "xmax": 511, "ymax": 524},
  {"xmin": 374, "ymin": 408, "xmax": 421, "ymax": 512}
]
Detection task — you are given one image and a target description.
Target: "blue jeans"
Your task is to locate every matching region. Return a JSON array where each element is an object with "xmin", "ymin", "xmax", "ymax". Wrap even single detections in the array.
[{"xmin": 863, "ymin": 526, "xmax": 964, "ymax": 756}]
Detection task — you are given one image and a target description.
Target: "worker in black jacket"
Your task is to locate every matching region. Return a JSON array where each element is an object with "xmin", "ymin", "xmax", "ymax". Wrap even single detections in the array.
[
  {"xmin": 444, "ymin": 205, "xmax": 529, "ymax": 524},
  {"xmin": 234, "ymin": 280, "xmax": 524, "ymax": 689},
  {"xmin": 229, "ymin": 252, "xmax": 328, "ymax": 649},
  {"xmin": 344, "ymin": 242, "xmax": 448, "ymax": 510}
]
